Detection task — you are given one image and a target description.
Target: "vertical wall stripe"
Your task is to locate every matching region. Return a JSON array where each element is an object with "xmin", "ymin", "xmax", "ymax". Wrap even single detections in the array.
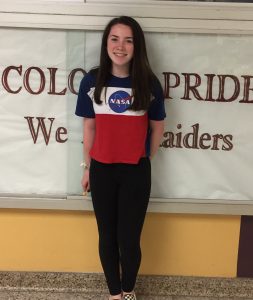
[{"xmin": 237, "ymin": 216, "xmax": 253, "ymax": 277}]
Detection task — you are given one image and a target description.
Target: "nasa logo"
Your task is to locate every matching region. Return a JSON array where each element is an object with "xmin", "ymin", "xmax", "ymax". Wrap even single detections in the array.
[{"xmin": 108, "ymin": 90, "xmax": 132, "ymax": 113}]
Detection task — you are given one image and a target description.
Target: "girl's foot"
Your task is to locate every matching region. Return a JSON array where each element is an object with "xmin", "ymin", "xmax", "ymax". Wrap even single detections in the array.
[
  {"xmin": 122, "ymin": 291, "xmax": 136, "ymax": 300},
  {"xmin": 109, "ymin": 294, "xmax": 122, "ymax": 300}
]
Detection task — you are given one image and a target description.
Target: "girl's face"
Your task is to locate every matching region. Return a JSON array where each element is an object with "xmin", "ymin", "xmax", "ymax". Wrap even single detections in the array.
[{"xmin": 107, "ymin": 24, "xmax": 134, "ymax": 75}]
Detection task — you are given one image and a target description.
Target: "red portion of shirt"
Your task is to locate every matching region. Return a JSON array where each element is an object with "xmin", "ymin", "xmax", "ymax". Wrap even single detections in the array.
[{"xmin": 90, "ymin": 113, "xmax": 148, "ymax": 164}]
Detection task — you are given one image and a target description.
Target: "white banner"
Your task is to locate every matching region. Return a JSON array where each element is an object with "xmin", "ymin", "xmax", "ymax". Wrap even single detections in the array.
[
  {"xmin": 147, "ymin": 33, "xmax": 253, "ymax": 201},
  {"xmin": 0, "ymin": 28, "xmax": 85, "ymax": 195},
  {"xmin": 0, "ymin": 28, "xmax": 253, "ymax": 201}
]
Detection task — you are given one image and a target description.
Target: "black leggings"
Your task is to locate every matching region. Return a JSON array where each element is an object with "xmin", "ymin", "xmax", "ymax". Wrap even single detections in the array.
[{"xmin": 89, "ymin": 158, "xmax": 151, "ymax": 296}]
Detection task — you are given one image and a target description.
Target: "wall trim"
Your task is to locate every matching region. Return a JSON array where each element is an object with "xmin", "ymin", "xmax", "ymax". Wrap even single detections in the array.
[
  {"xmin": 0, "ymin": 0, "xmax": 253, "ymax": 33},
  {"xmin": 0, "ymin": 194, "xmax": 253, "ymax": 215}
]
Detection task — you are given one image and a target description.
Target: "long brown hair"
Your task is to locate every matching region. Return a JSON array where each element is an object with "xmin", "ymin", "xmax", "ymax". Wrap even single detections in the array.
[{"xmin": 93, "ymin": 16, "xmax": 155, "ymax": 111}]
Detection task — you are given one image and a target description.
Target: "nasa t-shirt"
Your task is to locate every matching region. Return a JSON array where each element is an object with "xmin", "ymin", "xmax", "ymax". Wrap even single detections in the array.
[{"xmin": 75, "ymin": 71, "xmax": 166, "ymax": 164}]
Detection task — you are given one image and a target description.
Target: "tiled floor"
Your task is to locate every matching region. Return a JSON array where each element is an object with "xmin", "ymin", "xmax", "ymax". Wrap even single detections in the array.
[
  {"xmin": 1, "ymin": 272, "xmax": 253, "ymax": 300},
  {"xmin": 0, "ymin": 292, "xmax": 252, "ymax": 300}
]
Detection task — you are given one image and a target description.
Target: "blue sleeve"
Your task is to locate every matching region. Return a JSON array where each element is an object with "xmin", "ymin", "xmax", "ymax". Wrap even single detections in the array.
[
  {"xmin": 148, "ymin": 77, "xmax": 166, "ymax": 121},
  {"xmin": 75, "ymin": 72, "xmax": 95, "ymax": 118}
]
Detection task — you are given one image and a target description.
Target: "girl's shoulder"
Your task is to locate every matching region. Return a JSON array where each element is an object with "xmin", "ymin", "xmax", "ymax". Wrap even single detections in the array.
[
  {"xmin": 89, "ymin": 67, "xmax": 99, "ymax": 77},
  {"xmin": 80, "ymin": 67, "xmax": 98, "ymax": 88}
]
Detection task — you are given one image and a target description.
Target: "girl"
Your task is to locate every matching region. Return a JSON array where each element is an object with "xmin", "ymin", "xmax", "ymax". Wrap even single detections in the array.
[{"xmin": 75, "ymin": 16, "xmax": 166, "ymax": 300}]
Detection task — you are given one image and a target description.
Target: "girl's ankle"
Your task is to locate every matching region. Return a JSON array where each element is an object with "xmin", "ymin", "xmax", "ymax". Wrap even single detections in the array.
[{"xmin": 109, "ymin": 293, "xmax": 122, "ymax": 300}]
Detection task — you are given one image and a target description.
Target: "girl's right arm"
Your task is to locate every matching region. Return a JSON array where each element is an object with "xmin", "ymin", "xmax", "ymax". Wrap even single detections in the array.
[{"xmin": 81, "ymin": 117, "xmax": 96, "ymax": 193}]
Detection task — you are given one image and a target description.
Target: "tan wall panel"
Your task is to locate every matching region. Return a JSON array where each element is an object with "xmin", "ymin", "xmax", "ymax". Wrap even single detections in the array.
[
  {"xmin": 141, "ymin": 213, "xmax": 241, "ymax": 276},
  {"xmin": 0, "ymin": 210, "xmax": 240, "ymax": 277}
]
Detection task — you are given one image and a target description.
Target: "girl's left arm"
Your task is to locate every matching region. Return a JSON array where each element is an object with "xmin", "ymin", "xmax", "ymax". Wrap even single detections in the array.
[{"xmin": 149, "ymin": 120, "xmax": 165, "ymax": 159}]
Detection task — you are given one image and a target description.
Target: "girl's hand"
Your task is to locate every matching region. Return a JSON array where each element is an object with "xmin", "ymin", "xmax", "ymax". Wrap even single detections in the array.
[{"xmin": 81, "ymin": 169, "xmax": 90, "ymax": 195}]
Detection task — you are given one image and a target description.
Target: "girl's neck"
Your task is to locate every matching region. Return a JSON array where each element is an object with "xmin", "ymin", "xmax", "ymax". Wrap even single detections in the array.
[{"xmin": 111, "ymin": 66, "xmax": 130, "ymax": 78}]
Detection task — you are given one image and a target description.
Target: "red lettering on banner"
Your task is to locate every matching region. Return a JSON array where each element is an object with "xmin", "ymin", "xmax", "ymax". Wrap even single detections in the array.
[
  {"xmin": 2, "ymin": 65, "xmax": 22, "ymax": 93},
  {"xmin": 24, "ymin": 116, "xmax": 68, "ymax": 145},
  {"xmin": 240, "ymin": 75, "xmax": 253, "ymax": 103},
  {"xmin": 199, "ymin": 133, "xmax": 212, "ymax": 149},
  {"xmin": 1, "ymin": 66, "xmax": 253, "ymax": 103},
  {"xmin": 24, "ymin": 117, "xmax": 54, "ymax": 145},
  {"xmin": 68, "ymin": 68, "xmax": 86, "ymax": 95},
  {"xmin": 160, "ymin": 123, "xmax": 233, "ymax": 151},
  {"xmin": 183, "ymin": 123, "xmax": 200, "ymax": 148},
  {"xmin": 181, "ymin": 73, "xmax": 203, "ymax": 101},
  {"xmin": 222, "ymin": 135, "xmax": 233, "ymax": 151},
  {"xmin": 47, "ymin": 68, "xmax": 67, "ymax": 95},
  {"xmin": 163, "ymin": 72, "xmax": 253, "ymax": 103},
  {"xmin": 55, "ymin": 127, "xmax": 68, "ymax": 143},
  {"xmin": 204, "ymin": 73, "xmax": 216, "ymax": 102},
  {"xmin": 216, "ymin": 75, "xmax": 240, "ymax": 102},
  {"xmin": 1, "ymin": 65, "xmax": 86, "ymax": 95},
  {"xmin": 175, "ymin": 124, "xmax": 183, "ymax": 148},
  {"xmin": 162, "ymin": 72, "xmax": 180, "ymax": 99},
  {"xmin": 23, "ymin": 67, "xmax": 46, "ymax": 94}
]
